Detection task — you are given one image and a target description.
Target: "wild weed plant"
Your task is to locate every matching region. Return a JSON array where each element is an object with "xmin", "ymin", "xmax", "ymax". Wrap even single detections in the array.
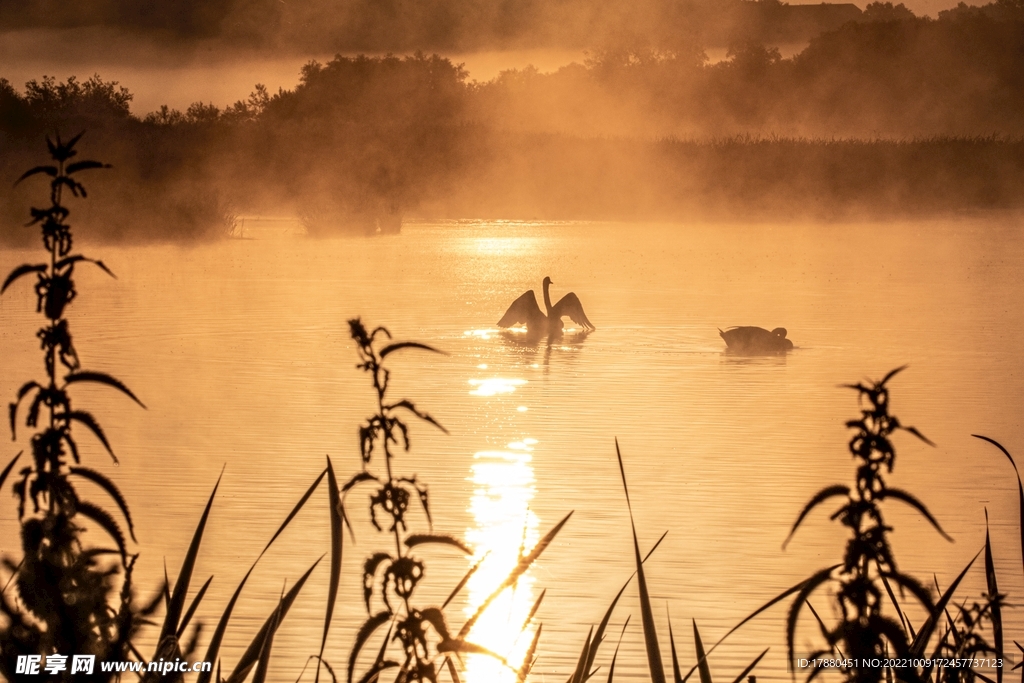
[
  {"xmin": 0, "ymin": 134, "xmax": 146, "ymax": 679},
  {"xmin": 342, "ymin": 318, "xmax": 570, "ymax": 683}
]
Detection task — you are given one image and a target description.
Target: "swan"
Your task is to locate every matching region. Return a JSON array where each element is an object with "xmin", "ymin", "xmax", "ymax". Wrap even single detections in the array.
[
  {"xmin": 719, "ymin": 326, "xmax": 794, "ymax": 354},
  {"xmin": 498, "ymin": 277, "xmax": 595, "ymax": 336}
]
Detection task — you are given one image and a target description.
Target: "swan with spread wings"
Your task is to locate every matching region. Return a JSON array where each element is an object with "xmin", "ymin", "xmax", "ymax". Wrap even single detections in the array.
[{"xmin": 498, "ymin": 276, "xmax": 595, "ymax": 336}]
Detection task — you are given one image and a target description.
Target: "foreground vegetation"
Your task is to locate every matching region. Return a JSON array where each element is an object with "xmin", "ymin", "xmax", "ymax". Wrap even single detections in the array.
[
  {"xmin": 1, "ymin": 139, "xmax": 1019, "ymax": 682},
  {"xmin": 3, "ymin": 4, "xmax": 1024, "ymax": 241}
]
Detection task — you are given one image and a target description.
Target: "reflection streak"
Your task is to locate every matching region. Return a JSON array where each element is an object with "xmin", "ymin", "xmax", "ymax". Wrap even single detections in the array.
[{"xmin": 463, "ymin": 445, "xmax": 539, "ymax": 683}]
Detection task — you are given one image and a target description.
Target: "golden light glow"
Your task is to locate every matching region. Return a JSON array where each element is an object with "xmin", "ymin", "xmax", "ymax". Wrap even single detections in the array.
[
  {"xmin": 469, "ymin": 378, "xmax": 528, "ymax": 396},
  {"xmin": 463, "ymin": 445, "xmax": 540, "ymax": 683}
]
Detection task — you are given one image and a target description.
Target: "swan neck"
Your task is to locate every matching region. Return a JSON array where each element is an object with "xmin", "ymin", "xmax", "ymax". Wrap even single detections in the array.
[{"xmin": 543, "ymin": 280, "xmax": 553, "ymax": 314}]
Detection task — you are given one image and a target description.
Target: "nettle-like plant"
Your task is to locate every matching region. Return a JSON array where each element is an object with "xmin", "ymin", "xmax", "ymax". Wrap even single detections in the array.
[
  {"xmin": 0, "ymin": 134, "xmax": 144, "ymax": 678},
  {"xmin": 342, "ymin": 319, "xmax": 568, "ymax": 683},
  {"xmin": 784, "ymin": 367, "xmax": 955, "ymax": 683}
]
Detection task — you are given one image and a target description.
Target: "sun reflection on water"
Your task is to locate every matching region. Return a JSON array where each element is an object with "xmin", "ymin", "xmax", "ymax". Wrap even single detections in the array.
[
  {"xmin": 463, "ymin": 445, "xmax": 540, "ymax": 683},
  {"xmin": 468, "ymin": 377, "xmax": 528, "ymax": 396}
]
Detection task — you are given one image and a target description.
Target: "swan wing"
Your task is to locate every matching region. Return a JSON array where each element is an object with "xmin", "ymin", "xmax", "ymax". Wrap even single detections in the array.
[
  {"xmin": 552, "ymin": 292, "xmax": 595, "ymax": 330},
  {"xmin": 498, "ymin": 290, "xmax": 544, "ymax": 328}
]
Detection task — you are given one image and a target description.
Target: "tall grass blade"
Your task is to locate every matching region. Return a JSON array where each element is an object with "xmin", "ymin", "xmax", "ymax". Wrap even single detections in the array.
[
  {"xmin": 728, "ymin": 648, "xmax": 769, "ymax": 683},
  {"xmin": 569, "ymin": 626, "xmax": 594, "ymax": 683},
  {"xmin": 580, "ymin": 536, "xmax": 667, "ymax": 683},
  {"xmin": 159, "ymin": 471, "xmax": 222, "ymax": 644},
  {"xmin": 458, "ymin": 511, "xmax": 572, "ymax": 639},
  {"xmin": 517, "ymin": 624, "xmax": 542, "ymax": 683},
  {"xmin": 984, "ymin": 510, "xmax": 1003, "ymax": 683},
  {"xmin": 607, "ymin": 618, "xmax": 630, "ymax": 683},
  {"xmin": 973, "ymin": 435, "xmax": 1024, "ymax": 583},
  {"xmin": 262, "ymin": 467, "xmax": 327, "ymax": 555},
  {"xmin": 318, "ymin": 456, "xmax": 344, "ymax": 683},
  {"xmin": 786, "ymin": 566, "xmax": 836, "ymax": 669},
  {"xmin": 616, "ymin": 438, "xmax": 666, "ymax": 683},
  {"xmin": 177, "ymin": 575, "xmax": 213, "ymax": 637},
  {"xmin": 252, "ymin": 595, "xmax": 283, "ymax": 683},
  {"xmin": 668, "ymin": 611, "xmax": 682, "ymax": 683},
  {"xmin": 805, "ymin": 602, "xmax": 844, "ymax": 659},
  {"xmin": 443, "ymin": 551, "xmax": 490, "ymax": 609},
  {"xmin": 447, "ymin": 656, "xmax": 464, "ymax": 683},
  {"xmin": 879, "ymin": 574, "xmax": 908, "ymax": 637},
  {"xmin": 692, "ymin": 620, "xmax": 713, "ymax": 683},
  {"xmin": 909, "ymin": 549, "xmax": 981, "ymax": 657},
  {"xmin": 225, "ymin": 557, "xmax": 321, "ymax": 683}
]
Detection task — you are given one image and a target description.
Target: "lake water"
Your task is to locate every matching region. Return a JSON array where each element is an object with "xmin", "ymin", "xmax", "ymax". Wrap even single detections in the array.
[{"xmin": 1, "ymin": 218, "xmax": 1022, "ymax": 682}]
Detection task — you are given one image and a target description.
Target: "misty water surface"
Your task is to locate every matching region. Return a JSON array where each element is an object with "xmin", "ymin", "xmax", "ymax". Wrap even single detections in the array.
[{"xmin": 0, "ymin": 219, "xmax": 1021, "ymax": 681}]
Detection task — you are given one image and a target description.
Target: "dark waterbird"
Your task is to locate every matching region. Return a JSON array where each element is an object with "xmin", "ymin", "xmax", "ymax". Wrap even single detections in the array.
[
  {"xmin": 719, "ymin": 326, "xmax": 794, "ymax": 354},
  {"xmin": 498, "ymin": 276, "xmax": 595, "ymax": 337}
]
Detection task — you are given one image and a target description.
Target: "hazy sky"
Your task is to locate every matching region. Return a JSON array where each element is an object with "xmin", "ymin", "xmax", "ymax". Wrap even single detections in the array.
[{"xmin": 0, "ymin": 0, "xmax": 980, "ymax": 114}]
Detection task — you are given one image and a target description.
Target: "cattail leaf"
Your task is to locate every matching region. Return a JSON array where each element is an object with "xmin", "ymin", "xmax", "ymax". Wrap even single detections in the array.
[
  {"xmin": 985, "ymin": 511, "xmax": 1004, "ymax": 683},
  {"xmin": 379, "ymin": 341, "xmax": 447, "ymax": 358},
  {"xmin": 972, "ymin": 435, "xmax": 1024, "ymax": 585},
  {"xmin": 443, "ymin": 551, "xmax": 489, "ymax": 610},
  {"xmin": 197, "ymin": 563, "xmax": 255, "ymax": 683},
  {"xmin": 260, "ymin": 467, "xmax": 327, "ymax": 555},
  {"xmin": 668, "ymin": 612, "xmax": 682, "ymax": 683},
  {"xmin": 582, "ymin": 533, "xmax": 666, "ymax": 681},
  {"xmin": 447, "ymin": 656, "xmax": 464, "ymax": 683},
  {"xmin": 317, "ymin": 456, "xmax": 344, "ymax": 683},
  {"xmin": 69, "ymin": 466, "xmax": 136, "ymax": 541},
  {"xmin": 910, "ymin": 549, "xmax": 981, "ymax": 657},
  {"xmin": 728, "ymin": 648, "xmax": 769, "ymax": 683},
  {"xmin": 2, "ymin": 264, "xmax": 47, "ymax": 294},
  {"xmin": 616, "ymin": 439, "xmax": 666, "ymax": 683},
  {"xmin": 14, "ymin": 166, "xmax": 58, "ymax": 185},
  {"xmin": 77, "ymin": 500, "xmax": 128, "ymax": 562},
  {"xmin": 786, "ymin": 566, "xmax": 836, "ymax": 669},
  {"xmin": 783, "ymin": 485, "xmax": 850, "ymax": 548},
  {"xmin": 405, "ymin": 534, "xmax": 471, "ymax": 554},
  {"xmin": 349, "ymin": 611, "xmax": 391, "ymax": 683},
  {"xmin": 879, "ymin": 573, "xmax": 910, "ymax": 638},
  {"xmin": 458, "ymin": 511, "xmax": 572, "ymax": 639},
  {"xmin": 693, "ymin": 620, "xmax": 713, "ymax": 683},
  {"xmin": 570, "ymin": 626, "xmax": 594, "ymax": 683},
  {"xmin": 178, "ymin": 575, "xmax": 213, "ymax": 638},
  {"xmin": 64, "ymin": 372, "xmax": 143, "ymax": 407},
  {"xmin": 252, "ymin": 595, "xmax": 282, "ymax": 683},
  {"xmin": 876, "ymin": 488, "xmax": 952, "ymax": 541},
  {"xmin": 606, "ymin": 619, "xmax": 629, "ymax": 683},
  {"xmin": 161, "ymin": 473, "xmax": 222, "ymax": 645},
  {"xmin": 517, "ymin": 624, "xmax": 542, "ymax": 683},
  {"xmin": 226, "ymin": 558, "xmax": 321, "ymax": 683}
]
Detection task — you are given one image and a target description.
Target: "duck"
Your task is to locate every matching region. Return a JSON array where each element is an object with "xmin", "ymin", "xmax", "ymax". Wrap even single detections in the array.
[
  {"xmin": 498, "ymin": 277, "xmax": 595, "ymax": 337},
  {"xmin": 719, "ymin": 326, "xmax": 794, "ymax": 354}
]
